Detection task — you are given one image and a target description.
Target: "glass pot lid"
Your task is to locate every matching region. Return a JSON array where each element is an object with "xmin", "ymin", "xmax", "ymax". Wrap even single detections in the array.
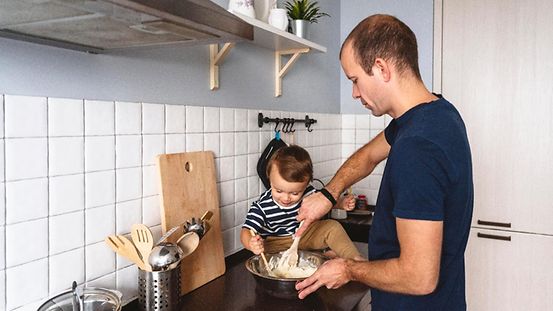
[{"xmin": 38, "ymin": 285, "xmax": 122, "ymax": 311}]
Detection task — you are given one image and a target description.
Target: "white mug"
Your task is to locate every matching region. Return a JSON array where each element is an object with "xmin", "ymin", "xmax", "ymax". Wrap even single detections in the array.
[
  {"xmin": 268, "ymin": 8, "xmax": 288, "ymax": 31},
  {"xmin": 228, "ymin": 0, "xmax": 256, "ymax": 19}
]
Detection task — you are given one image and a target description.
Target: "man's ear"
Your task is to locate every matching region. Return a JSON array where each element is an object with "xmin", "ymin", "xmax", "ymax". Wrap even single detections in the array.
[{"xmin": 373, "ymin": 58, "xmax": 391, "ymax": 82}]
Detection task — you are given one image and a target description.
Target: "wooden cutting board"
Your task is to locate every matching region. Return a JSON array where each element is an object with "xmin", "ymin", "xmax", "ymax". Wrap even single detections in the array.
[{"xmin": 156, "ymin": 151, "xmax": 225, "ymax": 295}]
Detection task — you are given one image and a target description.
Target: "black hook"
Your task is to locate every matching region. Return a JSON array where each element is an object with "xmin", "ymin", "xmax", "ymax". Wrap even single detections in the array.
[
  {"xmin": 289, "ymin": 119, "xmax": 295, "ymax": 133},
  {"xmin": 307, "ymin": 123, "xmax": 314, "ymax": 132},
  {"xmin": 274, "ymin": 118, "xmax": 280, "ymax": 132}
]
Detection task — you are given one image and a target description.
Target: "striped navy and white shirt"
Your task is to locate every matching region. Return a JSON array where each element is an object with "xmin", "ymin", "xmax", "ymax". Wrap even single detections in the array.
[{"xmin": 243, "ymin": 185, "xmax": 316, "ymax": 238}]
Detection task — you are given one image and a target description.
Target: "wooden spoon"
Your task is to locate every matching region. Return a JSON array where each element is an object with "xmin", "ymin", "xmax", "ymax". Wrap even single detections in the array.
[
  {"xmin": 131, "ymin": 224, "xmax": 154, "ymax": 271},
  {"xmin": 176, "ymin": 231, "xmax": 200, "ymax": 258},
  {"xmin": 105, "ymin": 234, "xmax": 147, "ymax": 270},
  {"xmin": 249, "ymin": 229, "xmax": 270, "ymax": 271}
]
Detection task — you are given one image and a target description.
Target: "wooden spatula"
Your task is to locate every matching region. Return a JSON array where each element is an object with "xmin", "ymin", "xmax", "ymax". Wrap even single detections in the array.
[
  {"xmin": 131, "ymin": 224, "xmax": 154, "ymax": 271},
  {"xmin": 105, "ymin": 234, "xmax": 147, "ymax": 270}
]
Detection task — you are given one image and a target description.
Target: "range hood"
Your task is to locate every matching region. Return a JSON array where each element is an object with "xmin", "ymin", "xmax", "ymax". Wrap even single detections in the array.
[{"xmin": 0, "ymin": 0, "xmax": 253, "ymax": 53}]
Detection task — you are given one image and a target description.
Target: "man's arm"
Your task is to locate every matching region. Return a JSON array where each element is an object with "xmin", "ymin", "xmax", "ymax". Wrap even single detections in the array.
[
  {"xmin": 296, "ymin": 131, "xmax": 390, "ymax": 235},
  {"xmin": 296, "ymin": 217, "xmax": 443, "ymax": 298}
]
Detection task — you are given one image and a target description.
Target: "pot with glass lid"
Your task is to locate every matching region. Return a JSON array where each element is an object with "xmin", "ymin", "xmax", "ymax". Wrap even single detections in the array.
[{"xmin": 38, "ymin": 281, "xmax": 122, "ymax": 311}]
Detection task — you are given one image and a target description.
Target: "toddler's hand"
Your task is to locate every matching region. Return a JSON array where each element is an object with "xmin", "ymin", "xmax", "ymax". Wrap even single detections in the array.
[
  {"xmin": 249, "ymin": 234, "xmax": 265, "ymax": 255},
  {"xmin": 341, "ymin": 194, "xmax": 356, "ymax": 211}
]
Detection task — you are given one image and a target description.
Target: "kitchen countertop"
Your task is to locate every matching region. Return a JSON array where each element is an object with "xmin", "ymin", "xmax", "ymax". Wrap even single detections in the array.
[
  {"xmin": 123, "ymin": 249, "xmax": 370, "ymax": 311},
  {"xmin": 123, "ymin": 211, "xmax": 373, "ymax": 311}
]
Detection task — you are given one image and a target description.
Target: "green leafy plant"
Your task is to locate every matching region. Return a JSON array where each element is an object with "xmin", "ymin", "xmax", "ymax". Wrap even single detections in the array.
[{"xmin": 284, "ymin": 0, "xmax": 330, "ymax": 23}]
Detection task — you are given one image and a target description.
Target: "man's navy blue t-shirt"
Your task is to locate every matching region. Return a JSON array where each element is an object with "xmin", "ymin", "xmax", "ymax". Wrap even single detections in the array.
[{"xmin": 369, "ymin": 96, "xmax": 473, "ymax": 310}]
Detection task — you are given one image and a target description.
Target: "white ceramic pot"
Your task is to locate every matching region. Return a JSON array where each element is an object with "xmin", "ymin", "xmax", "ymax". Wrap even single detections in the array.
[{"xmin": 268, "ymin": 8, "xmax": 288, "ymax": 31}]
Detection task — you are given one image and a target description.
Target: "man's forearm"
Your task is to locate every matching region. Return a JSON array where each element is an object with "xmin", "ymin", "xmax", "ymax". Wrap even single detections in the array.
[
  {"xmin": 346, "ymin": 258, "xmax": 437, "ymax": 295},
  {"xmin": 326, "ymin": 132, "xmax": 389, "ymax": 199}
]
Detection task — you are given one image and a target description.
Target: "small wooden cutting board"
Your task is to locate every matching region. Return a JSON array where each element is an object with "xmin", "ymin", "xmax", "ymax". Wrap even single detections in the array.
[{"xmin": 156, "ymin": 151, "xmax": 225, "ymax": 295}]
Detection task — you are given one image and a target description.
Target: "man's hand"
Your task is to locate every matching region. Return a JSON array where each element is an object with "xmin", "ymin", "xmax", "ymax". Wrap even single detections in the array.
[
  {"xmin": 296, "ymin": 258, "xmax": 352, "ymax": 299},
  {"xmin": 339, "ymin": 194, "xmax": 356, "ymax": 211},
  {"xmin": 296, "ymin": 192, "xmax": 333, "ymax": 236}
]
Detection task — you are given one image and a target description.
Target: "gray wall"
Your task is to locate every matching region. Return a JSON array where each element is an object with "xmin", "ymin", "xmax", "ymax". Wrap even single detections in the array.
[
  {"xmin": 0, "ymin": 0, "xmax": 341, "ymax": 113},
  {"xmin": 340, "ymin": 0, "xmax": 434, "ymax": 114}
]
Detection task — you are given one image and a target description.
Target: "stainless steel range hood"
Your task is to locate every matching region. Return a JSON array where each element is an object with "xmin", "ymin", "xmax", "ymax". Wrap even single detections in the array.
[{"xmin": 0, "ymin": 0, "xmax": 253, "ymax": 53}]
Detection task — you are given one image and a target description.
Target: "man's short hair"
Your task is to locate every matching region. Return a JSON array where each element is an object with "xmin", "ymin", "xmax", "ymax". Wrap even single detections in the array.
[{"xmin": 341, "ymin": 14, "xmax": 422, "ymax": 80}]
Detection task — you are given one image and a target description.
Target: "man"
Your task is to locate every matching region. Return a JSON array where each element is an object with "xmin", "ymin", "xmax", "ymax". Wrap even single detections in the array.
[{"xmin": 295, "ymin": 14, "xmax": 473, "ymax": 310}]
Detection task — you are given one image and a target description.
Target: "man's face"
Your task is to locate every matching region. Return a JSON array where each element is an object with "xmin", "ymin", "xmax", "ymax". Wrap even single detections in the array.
[
  {"xmin": 341, "ymin": 43, "xmax": 386, "ymax": 117},
  {"xmin": 269, "ymin": 165, "xmax": 309, "ymax": 208}
]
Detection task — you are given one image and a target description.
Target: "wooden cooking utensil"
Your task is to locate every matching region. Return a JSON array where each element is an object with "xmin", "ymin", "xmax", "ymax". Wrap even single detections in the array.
[
  {"xmin": 131, "ymin": 224, "xmax": 154, "ymax": 271},
  {"xmin": 249, "ymin": 229, "xmax": 270, "ymax": 271},
  {"xmin": 176, "ymin": 231, "xmax": 200, "ymax": 258},
  {"xmin": 105, "ymin": 234, "xmax": 147, "ymax": 270}
]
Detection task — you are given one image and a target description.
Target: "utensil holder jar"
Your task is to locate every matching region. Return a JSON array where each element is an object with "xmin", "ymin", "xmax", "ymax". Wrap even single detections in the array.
[{"xmin": 138, "ymin": 264, "xmax": 181, "ymax": 311}]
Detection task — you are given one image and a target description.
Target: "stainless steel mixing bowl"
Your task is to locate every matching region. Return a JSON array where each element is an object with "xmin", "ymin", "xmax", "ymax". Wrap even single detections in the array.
[{"xmin": 245, "ymin": 250, "xmax": 327, "ymax": 299}]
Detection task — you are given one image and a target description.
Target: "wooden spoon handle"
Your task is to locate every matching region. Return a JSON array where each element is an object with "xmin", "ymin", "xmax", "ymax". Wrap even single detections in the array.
[{"xmin": 249, "ymin": 229, "xmax": 270, "ymax": 269}]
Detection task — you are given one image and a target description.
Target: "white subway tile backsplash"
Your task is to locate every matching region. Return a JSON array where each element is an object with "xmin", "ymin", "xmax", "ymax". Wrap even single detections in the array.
[
  {"xmin": 234, "ymin": 200, "xmax": 248, "ymax": 227},
  {"xmin": 203, "ymin": 133, "xmax": 220, "ymax": 157},
  {"xmin": 370, "ymin": 115, "xmax": 386, "ymax": 129},
  {"xmin": 142, "ymin": 134, "xmax": 165, "ymax": 166},
  {"xmin": 49, "ymin": 211, "xmax": 84, "ymax": 255},
  {"xmin": 220, "ymin": 108, "xmax": 234, "ymax": 132},
  {"xmin": 234, "ymin": 109, "xmax": 248, "ymax": 132},
  {"xmin": 185, "ymin": 133, "xmax": 203, "ymax": 151},
  {"xmin": 185, "ymin": 106, "xmax": 203, "ymax": 133},
  {"xmin": 116, "ymin": 199, "xmax": 142, "ymax": 235},
  {"xmin": 0, "ymin": 269, "xmax": 4, "ymax": 311},
  {"xmin": 6, "ymin": 258, "xmax": 48, "ymax": 310},
  {"xmin": 116, "ymin": 265, "xmax": 138, "ymax": 304},
  {"xmin": 222, "ymin": 228, "xmax": 235, "ymax": 256},
  {"xmin": 116, "ymin": 168, "xmax": 141, "ymax": 202},
  {"xmin": 247, "ymin": 154, "xmax": 258, "ymax": 177},
  {"xmin": 220, "ymin": 132, "xmax": 234, "ymax": 157},
  {"xmin": 0, "ymin": 95, "xmax": 4, "ymax": 138},
  {"xmin": 203, "ymin": 107, "xmax": 220, "ymax": 132},
  {"xmin": 6, "ymin": 178, "xmax": 48, "ymax": 224},
  {"xmin": 218, "ymin": 157, "xmax": 234, "ymax": 182},
  {"xmin": 49, "ymin": 174, "xmax": 84, "ymax": 216},
  {"xmin": 165, "ymin": 104, "xmax": 185, "ymax": 134},
  {"xmin": 6, "ymin": 218, "xmax": 48, "ymax": 267},
  {"xmin": 48, "ymin": 98, "xmax": 83, "ymax": 137},
  {"xmin": 142, "ymin": 196, "xmax": 160, "ymax": 227},
  {"xmin": 5, "ymin": 138, "xmax": 48, "ymax": 181},
  {"xmin": 49, "ymin": 137, "xmax": 84, "ymax": 176},
  {"xmin": 85, "ymin": 241, "xmax": 115, "ymax": 281},
  {"xmin": 234, "ymin": 177, "xmax": 247, "ymax": 203},
  {"xmin": 219, "ymin": 181, "xmax": 234, "ymax": 206},
  {"xmin": 85, "ymin": 136, "xmax": 115, "ymax": 172},
  {"xmin": 85, "ymin": 205, "xmax": 115, "ymax": 245},
  {"xmin": 235, "ymin": 132, "xmax": 247, "ymax": 155},
  {"xmin": 355, "ymin": 114, "xmax": 370, "ymax": 129},
  {"xmin": 247, "ymin": 132, "xmax": 259, "ymax": 154},
  {"xmin": 220, "ymin": 204, "xmax": 235, "ymax": 231},
  {"xmin": 115, "ymin": 135, "xmax": 141, "ymax": 168},
  {"xmin": 1, "ymin": 92, "xmax": 382, "ymax": 309},
  {"xmin": 49, "ymin": 248, "xmax": 85, "ymax": 295},
  {"xmin": 142, "ymin": 103, "xmax": 165, "ymax": 134},
  {"xmin": 165, "ymin": 134, "xmax": 185, "ymax": 154},
  {"xmin": 234, "ymin": 155, "xmax": 247, "ymax": 180},
  {"xmin": 85, "ymin": 171, "xmax": 115, "ymax": 208},
  {"xmin": 85, "ymin": 100, "xmax": 115, "ymax": 136},
  {"xmin": 142, "ymin": 166, "xmax": 158, "ymax": 197},
  {"xmin": 115, "ymin": 101, "xmax": 141, "ymax": 135},
  {"xmin": 5, "ymin": 95, "xmax": 47, "ymax": 138}
]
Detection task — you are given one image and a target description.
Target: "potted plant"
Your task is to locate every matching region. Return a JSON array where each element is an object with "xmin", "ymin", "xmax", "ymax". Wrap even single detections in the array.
[{"xmin": 284, "ymin": 0, "xmax": 330, "ymax": 39}]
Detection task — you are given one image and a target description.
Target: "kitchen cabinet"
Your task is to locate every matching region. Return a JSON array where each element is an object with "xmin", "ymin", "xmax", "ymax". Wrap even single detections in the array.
[
  {"xmin": 209, "ymin": 13, "xmax": 327, "ymax": 97},
  {"xmin": 465, "ymin": 229, "xmax": 553, "ymax": 310},
  {"xmin": 434, "ymin": 0, "xmax": 553, "ymax": 309}
]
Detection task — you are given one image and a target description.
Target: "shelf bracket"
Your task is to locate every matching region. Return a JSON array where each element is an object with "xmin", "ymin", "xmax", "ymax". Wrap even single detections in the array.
[
  {"xmin": 275, "ymin": 48, "xmax": 310, "ymax": 97},
  {"xmin": 210, "ymin": 43, "xmax": 235, "ymax": 90}
]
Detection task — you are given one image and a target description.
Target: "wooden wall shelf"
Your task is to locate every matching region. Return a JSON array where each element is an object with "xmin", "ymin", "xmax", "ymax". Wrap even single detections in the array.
[{"xmin": 209, "ymin": 12, "xmax": 327, "ymax": 97}]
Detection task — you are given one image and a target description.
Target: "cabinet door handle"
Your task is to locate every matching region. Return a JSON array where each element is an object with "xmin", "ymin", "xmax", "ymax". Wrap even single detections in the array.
[
  {"xmin": 477, "ymin": 232, "xmax": 511, "ymax": 241},
  {"xmin": 477, "ymin": 220, "xmax": 511, "ymax": 228}
]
